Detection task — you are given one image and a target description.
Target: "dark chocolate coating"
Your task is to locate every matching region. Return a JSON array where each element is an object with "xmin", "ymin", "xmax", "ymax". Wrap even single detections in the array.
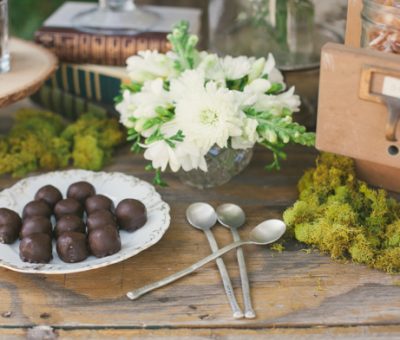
[
  {"xmin": 88, "ymin": 225, "xmax": 121, "ymax": 258},
  {"xmin": 87, "ymin": 210, "xmax": 116, "ymax": 233},
  {"xmin": 67, "ymin": 181, "xmax": 96, "ymax": 204},
  {"xmin": 85, "ymin": 194, "xmax": 114, "ymax": 214},
  {"xmin": 0, "ymin": 208, "xmax": 22, "ymax": 244},
  {"xmin": 19, "ymin": 233, "xmax": 53, "ymax": 264},
  {"xmin": 54, "ymin": 215, "xmax": 86, "ymax": 238},
  {"xmin": 116, "ymin": 199, "xmax": 147, "ymax": 232},
  {"xmin": 34, "ymin": 185, "xmax": 63, "ymax": 209},
  {"xmin": 22, "ymin": 200, "xmax": 52, "ymax": 219},
  {"xmin": 56, "ymin": 232, "xmax": 88, "ymax": 263},
  {"xmin": 54, "ymin": 198, "xmax": 83, "ymax": 219},
  {"xmin": 20, "ymin": 216, "xmax": 52, "ymax": 239}
]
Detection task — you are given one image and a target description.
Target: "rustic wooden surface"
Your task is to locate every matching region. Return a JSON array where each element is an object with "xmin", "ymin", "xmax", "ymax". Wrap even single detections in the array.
[
  {"xmin": 0, "ymin": 102, "xmax": 399, "ymax": 339},
  {"xmin": 0, "ymin": 39, "xmax": 58, "ymax": 108}
]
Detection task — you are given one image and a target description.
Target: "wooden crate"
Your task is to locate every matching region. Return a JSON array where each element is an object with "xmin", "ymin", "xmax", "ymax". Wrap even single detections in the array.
[{"xmin": 316, "ymin": 43, "xmax": 400, "ymax": 192}]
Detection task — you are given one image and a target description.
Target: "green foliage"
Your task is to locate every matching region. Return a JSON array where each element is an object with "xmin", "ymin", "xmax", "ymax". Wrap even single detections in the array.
[
  {"xmin": 245, "ymin": 108, "xmax": 315, "ymax": 170},
  {"xmin": 167, "ymin": 21, "xmax": 199, "ymax": 71},
  {"xmin": 283, "ymin": 153, "xmax": 400, "ymax": 273},
  {"xmin": 9, "ymin": 0, "xmax": 97, "ymax": 40},
  {"xmin": 0, "ymin": 109, "xmax": 124, "ymax": 177}
]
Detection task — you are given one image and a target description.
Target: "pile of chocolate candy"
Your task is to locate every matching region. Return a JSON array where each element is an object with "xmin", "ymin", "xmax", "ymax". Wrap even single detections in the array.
[{"xmin": 0, "ymin": 181, "xmax": 147, "ymax": 264}]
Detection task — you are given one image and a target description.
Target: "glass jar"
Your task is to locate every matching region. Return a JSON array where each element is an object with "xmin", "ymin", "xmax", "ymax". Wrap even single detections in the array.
[
  {"xmin": 361, "ymin": 0, "xmax": 400, "ymax": 54},
  {"xmin": 177, "ymin": 146, "xmax": 253, "ymax": 189},
  {"xmin": 209, "ymin": 0, "xmax": 344, "ymax": 129},
  {"xmin": 0, "ymin": 0, "xmax": 9, "ymax": 73},
  {"xmin": 72, "ymin": 0, "xmax": 159, "ymax": 35}
]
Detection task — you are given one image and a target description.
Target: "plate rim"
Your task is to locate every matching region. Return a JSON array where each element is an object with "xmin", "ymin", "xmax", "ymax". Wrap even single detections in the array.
[{"xmin": 0, "ymin": 169, "xmax": 171, "ymax": 275}]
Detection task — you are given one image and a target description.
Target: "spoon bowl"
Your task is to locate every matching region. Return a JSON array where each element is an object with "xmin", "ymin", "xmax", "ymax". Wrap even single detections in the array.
[
  {"xmin": 216, "ymin": 203, "xmax": 246, "ymax": 229},
  {"xmin": 249, "ymin": 219, "xmax": 287, "ymax": 245},
  {"xmin": 186, "ymin": 202, "xmax": 217, "ymax": 231}
]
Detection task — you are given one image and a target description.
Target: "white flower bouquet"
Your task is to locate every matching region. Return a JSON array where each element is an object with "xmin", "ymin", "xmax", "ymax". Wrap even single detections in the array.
[{"xmin": 116, "ymin": 21, "xmax": 315, "ymax": 186}]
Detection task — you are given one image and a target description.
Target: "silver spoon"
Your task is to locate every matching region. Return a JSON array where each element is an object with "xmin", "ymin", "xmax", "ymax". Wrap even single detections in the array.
[
  {"xmin": 217, "ymin": 204, "xmax": 255, "ymax": 319},
  {"xmin": 186, "ymin": 203, "xmax": 244, "ymax": 319},
  {"xmin": 127, "ymin": 219, "xmax": 286, "ymax": 302}
]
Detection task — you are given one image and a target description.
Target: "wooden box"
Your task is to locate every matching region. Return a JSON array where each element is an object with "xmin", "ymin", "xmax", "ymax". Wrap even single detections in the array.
[{"xmin": 316, "ymin": 43, "xmax": 400, "ymax": 192}]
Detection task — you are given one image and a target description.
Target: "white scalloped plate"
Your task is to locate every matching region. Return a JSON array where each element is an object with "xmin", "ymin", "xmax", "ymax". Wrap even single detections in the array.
[{"xmin": 0, "ymin": 170, "xmax": 170, "ymax": 274}]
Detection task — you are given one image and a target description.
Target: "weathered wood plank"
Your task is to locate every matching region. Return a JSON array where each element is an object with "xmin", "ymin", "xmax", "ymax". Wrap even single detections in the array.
[
  {"xmin": 2, "ymin": 326, "xmax": 400, "ymax": 340},
  {"xmin": 0, "ymin": 102, "xmax": 399, "ymax": 331}
]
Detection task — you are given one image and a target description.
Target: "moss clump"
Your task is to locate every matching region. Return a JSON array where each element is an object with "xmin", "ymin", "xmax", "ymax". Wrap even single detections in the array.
[
  {"xmin": 0, "ymin": 109, "xmax": 124, "ymax": 177},
  {"xmin": 283, "ymin": 153, "xmax": 400, "ymax": 273}
]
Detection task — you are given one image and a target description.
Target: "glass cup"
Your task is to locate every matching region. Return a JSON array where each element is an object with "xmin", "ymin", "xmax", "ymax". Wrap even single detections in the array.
[
  {"xmin": 72, "ymin": 0, "xmax": 159, "ymax": 35},
  {"xmin": 0, "ymin": 0, "xmax": 10, "ymax": 73},
  {"xmin": 361, "ymin": 0, "xmax": 400, "ymax": 54}
]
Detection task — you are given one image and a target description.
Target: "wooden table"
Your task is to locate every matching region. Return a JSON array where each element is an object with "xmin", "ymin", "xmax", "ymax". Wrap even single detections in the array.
[{"xmin": 0, "ymin": 103, "xmax": 399, "ymax": 339}]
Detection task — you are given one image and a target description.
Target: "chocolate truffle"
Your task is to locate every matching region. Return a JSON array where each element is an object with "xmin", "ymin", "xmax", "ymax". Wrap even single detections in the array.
[
  {"xmin": 67, "ymin": 181, "xmax": 96, "ymax": 204},
  {"xmin": 54, "ymin": 215, "xmax": 86, "ymax": 238},
  {"xmin": 20, "ymin": 216, "xmax": 52, "ymax": 239},
  {"xmin": 56, "ymin": 232, "xmax": 88, "ymax": 263},
  {"xmin": 19, "ymin": 233, "xmax": 53, "ymax": 263},
  {"xmin": 22, "ymin": 200, "xmax": 52, "ymax": 219},
  {"xmin": 116, "ymin": 199, "xmax": 147, "ymax": 232},
  {"xmin": 85, "ymin": 194, "xmax": 114, "ymax": 214},
  {"xmin": 0, "ymin": 208, "xmax": 22, "ymax": 244},
  {"xmin": 34, "ymin": 185, "xmax": 63, "ymax": 209},
  {"xmin": 88, "ymin": 225, "xmax": 121, "ymax": 258},
  {"xmin": 54, "ymin": 198, "xmax": 84, "ymax": 219},
  {"xmin": 87, "ymin": 210, "xmax": 116, "ymax": 233}
]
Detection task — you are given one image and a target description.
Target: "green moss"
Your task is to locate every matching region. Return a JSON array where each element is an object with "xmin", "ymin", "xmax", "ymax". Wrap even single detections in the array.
[
  {"xmin": 271, "ymin": 243, "xmax": 285, "ymax": 253},
  {"xmin": 284, "ymin": 153, "xmax": 400, "ymax": 273},
  {"xmin": 375, "ymin": 248, "xmax": 400, "ymax": 273},
  {"xmin": 349, "ymin": 234, "xmax": 376, "ymax": 265},
  {"xmin": 0, "ymin": 109, "xmax": 124, "ymax": 177},
  {"xmin": 72, "ymin": 135, "xmax": 105, "ymax": 171},
  {"xmin": 385, "ymin": 221, "xmax": 400, "ymax": 248}
]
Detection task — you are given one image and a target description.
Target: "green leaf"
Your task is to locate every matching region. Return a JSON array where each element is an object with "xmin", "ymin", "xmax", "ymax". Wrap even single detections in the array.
[
  {"xmin": 154, "ymin": 169, "xmax": 168, "ymax": 187},
  {"xmin": 121, "ymin": 82, "xmax": 143, "ymax": 93},
  {"xmin": 167, "ymin": 21, "xmax": 199, "ymax": 72},
  {"xmin": 267, "ymin": 83, "xmax": 284, "ymax": 95},
  {"xmin": 243, "ymin": 106, "xmax": 315, "ymax": 170}
]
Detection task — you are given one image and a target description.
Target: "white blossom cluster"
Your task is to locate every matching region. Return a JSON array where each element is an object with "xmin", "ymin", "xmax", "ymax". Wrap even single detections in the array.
[{"xmin": 116, "ymin": 50, "xmax": 301, "ymax": 173}]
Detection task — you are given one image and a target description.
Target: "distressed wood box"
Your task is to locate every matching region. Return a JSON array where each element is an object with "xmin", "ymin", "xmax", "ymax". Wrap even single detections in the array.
[{"xmin": 316, "ymin": 0, "xmax": 400, "ymax": 193}]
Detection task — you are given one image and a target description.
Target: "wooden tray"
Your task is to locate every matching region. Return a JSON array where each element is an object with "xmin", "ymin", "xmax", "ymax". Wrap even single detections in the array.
[{"xmin": 0, "ymin": 38, "xmax": 57, "ymax": 108}]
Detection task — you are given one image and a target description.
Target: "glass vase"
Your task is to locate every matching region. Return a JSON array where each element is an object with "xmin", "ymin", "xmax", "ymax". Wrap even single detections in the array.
[
  {"xmin": 72, "ymin": 0, "xmax": 159, "ymax": 35},
  {"xmin": 0, "ymin": 0, "xmax": 9, "ymax": 73},
  {"xmin": 177, "ymin": 146, "xmax": 254, "ymax": 189}
]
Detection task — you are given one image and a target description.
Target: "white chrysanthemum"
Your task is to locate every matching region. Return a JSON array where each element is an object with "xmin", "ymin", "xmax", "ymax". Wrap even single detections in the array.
[
  {"xmin": 126, "ymin": 50, "xmax": 178, "ymax": 83},
  {"xmin": 232, "ymin": 78, "xmax": 271, "ymax": 109},
  {"xmin": 197, "ymin": 52, "xmax": 225, "ymax": 83},
  {"xmin": 130, "ymin": 78, "xmax": 171, "ymax": 120},
  {"xmin": 143, "ymin": 121, "xmax": 207, "ymax": 172},
  {"xmin": 117, "ymin": 78, "xmax": 171, "ymax": 137},
  {"xmin": 173, "ymin": 79, "xmax": 243, "ymax": 152},
  {"xmin": 116, "ymin": 90, "xmax": 137, "ymax": 128},
  {"xmin": 254, "ymin": 87, "xmax": 301, "ymax": 114},
  {"xmin": 169, "ymin": 69, "xmax": 206, "ymax": 101},
  {"xmin": 221, "ymin": 55, "xmax": 253, "ymax": 80},
  {"xmin": 231, "ymin": 117, "xmax": 259, "ymax": 150},
  {"xmin": 263, "ymin": 54, "xmax": 285, "ymax": 85}
]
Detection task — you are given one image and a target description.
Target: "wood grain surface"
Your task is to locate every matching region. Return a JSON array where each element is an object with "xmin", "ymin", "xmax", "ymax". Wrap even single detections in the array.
[
  {"xmin": 0, "ymin": 102, "xmax": 399, "ymax": 338},
  {"xmin": 0, "ymin": 39, "xmax": 58, "ymax": 108}
]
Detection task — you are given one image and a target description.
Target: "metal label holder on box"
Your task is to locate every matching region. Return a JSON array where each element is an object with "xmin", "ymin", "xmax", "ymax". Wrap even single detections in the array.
[{"xmin": 316, "ymin": 0, "xmax": 400, "ymax": 192}]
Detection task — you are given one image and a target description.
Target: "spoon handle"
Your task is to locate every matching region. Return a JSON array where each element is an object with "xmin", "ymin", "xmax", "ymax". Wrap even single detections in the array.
[
  {"xmin": 126, "ymin": 240, "xmax": 248, "ymax": 301},
  {"xmin": 204, "ymin": 229, "xmax": 244, "ymax": 319},
  {"xmin": 231, "ymin": 228, "xmax": 256, "ymax": 319}
]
